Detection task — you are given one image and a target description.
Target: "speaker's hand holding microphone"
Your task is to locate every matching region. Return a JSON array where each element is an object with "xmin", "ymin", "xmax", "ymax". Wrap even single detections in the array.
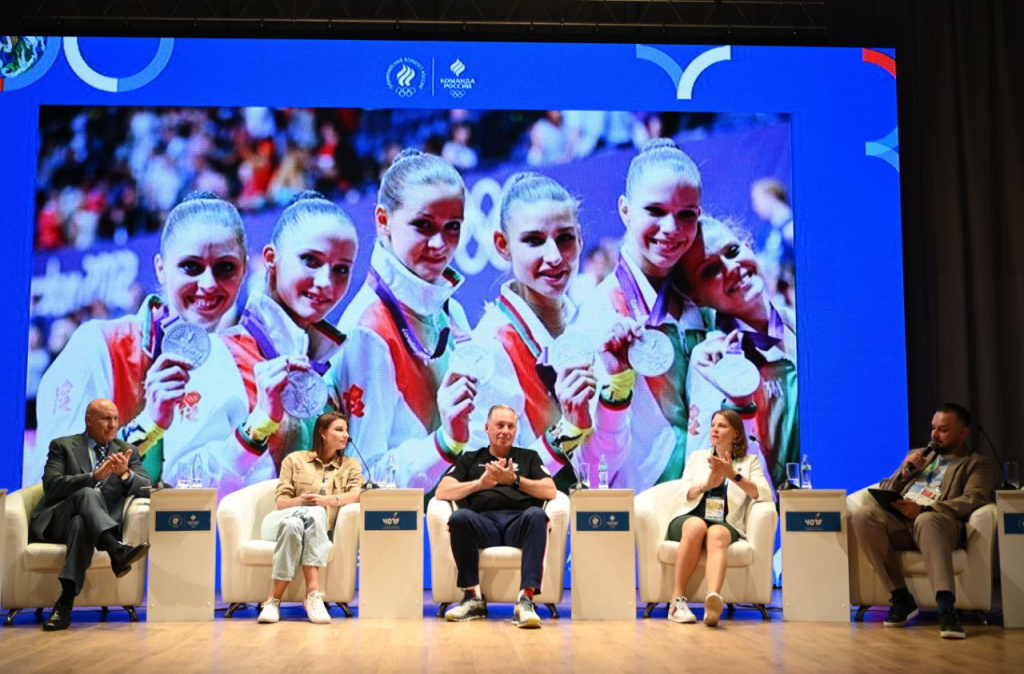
[{"xmin": 903, "ymin": 440, "xmax": 939, "ymax": 478}]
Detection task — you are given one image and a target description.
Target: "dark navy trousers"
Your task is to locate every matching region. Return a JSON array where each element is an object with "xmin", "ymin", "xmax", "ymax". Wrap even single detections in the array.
[{"xmin": 448, "ymin": 507, "xmax": 549, "ymax": 591}]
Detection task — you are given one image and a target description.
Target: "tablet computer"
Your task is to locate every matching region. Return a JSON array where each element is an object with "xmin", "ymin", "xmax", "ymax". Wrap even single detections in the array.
[{"xmin": 868, "ymin": 488, "xmax": 904, "ymax": 514}]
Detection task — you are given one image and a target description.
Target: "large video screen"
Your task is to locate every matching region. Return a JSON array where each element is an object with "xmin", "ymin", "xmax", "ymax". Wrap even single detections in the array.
[{"xmin": 1, "ymin": 37, "xmax": 907, "ymax": 496}]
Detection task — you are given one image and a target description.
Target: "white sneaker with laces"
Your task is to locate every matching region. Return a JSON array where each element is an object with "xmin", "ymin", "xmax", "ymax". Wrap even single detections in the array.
[
  {"xmin": 703, "ymin": 592, "xmax": 724, "ymax": 627},
  {"xmin": 513, "ymin": 594, "xmax": 542, "ymax": 629},
  {"xmin": 668, "ymin": 596, "xmax": 697, "ymax": 624},
  {"xmin": 258, "ymin": 598, "xmax": 281, "ymax": 624},
  {"xmin": 304, "ymin": 590, "xmax": 331, "ymax": 624}
]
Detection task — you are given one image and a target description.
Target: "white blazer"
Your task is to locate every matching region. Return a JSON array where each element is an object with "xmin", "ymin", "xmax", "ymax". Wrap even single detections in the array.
[{"xmin": 667, "ymin": 448, "xmax": 774, "ymax": 539}]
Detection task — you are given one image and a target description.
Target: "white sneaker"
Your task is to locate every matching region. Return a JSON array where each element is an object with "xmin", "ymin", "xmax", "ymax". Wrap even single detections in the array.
[
  {"xmin": 668, "ymin": 596, "xmax": 697, "ymax": 624},
  {"xmin": 513, "ymin": 594, "xmax": 542, "ymax": 629},
  {"xmin": 304, "ymin": 591, "xmax": 331, "ymax": 624},
  {"xmin": 258, "ymin": 598, "xmax": 281, "ymax": 624},
  {"xmin": 703, "ymin": 592, "xmax": 724, "ymax": 627}
]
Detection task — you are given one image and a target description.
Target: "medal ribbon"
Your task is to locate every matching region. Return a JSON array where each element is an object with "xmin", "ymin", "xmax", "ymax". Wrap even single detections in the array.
[
  {"xmin": 142, "ymin": 301, "xmax": 173, "ymax": 360},
  {"xmin": 497, "ymin": 295, "xmax": 559, "ymax": 398},
  {"xmin": 614, "ymin": 254, "xmax": 672, "ymax": 327},
  {"xmin": 368, "ymin": 266, "xmax": 463, "ymax": 361},
  {"xmin": 240, "ymin": 309, "xmax": 331, "ymax": 375},
  {"xmin": 717, "ymin": 305, "xmax": 785, "ymax": 355}
]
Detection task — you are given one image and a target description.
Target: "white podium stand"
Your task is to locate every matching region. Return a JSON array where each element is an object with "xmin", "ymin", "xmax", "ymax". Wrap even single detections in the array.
[
  {"xmin": 146, "ymin": 488, "xmax": 217, "ymax": 622},
  {"xmin": 780, "ymin": 489, "xmax": 850, "ymax": 622},
  {"xmin": 571, "ymin": 489, "xmax": 635, "ymax": 620},
  {"xmin": 997, "ymin": 490, "xmax": 1024, "ymax": 628},
  {"xmin": 359, "ymin": 488, "xmax": 423, "ymax": 619}
]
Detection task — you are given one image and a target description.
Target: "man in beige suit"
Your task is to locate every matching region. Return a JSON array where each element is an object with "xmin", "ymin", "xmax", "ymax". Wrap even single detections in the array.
[{"xmin": 852, "ymin": 403, "xmax": 995, "ymax": 639}]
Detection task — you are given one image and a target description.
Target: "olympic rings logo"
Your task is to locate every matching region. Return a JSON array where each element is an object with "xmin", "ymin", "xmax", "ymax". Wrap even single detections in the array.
[
  {"xmin": 0, "ymin": 36, "xmax": 174, "ymax": 93},
  {"xmin": 454, "ymin": 176, "xmax": 511, "ymax": 276}
]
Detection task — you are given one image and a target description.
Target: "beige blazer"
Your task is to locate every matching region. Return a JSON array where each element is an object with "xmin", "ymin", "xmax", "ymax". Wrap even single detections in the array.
[
  {"xmin": 667, "ymin": 448, "xmax": 774, "ymax": 539},
  {"xmin": 880, "ymin": 448, "xmax": 995, "ymax": 521}
]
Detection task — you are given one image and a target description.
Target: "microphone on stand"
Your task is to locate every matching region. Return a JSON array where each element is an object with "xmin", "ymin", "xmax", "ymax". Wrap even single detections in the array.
[
  {"xmin": 977, "ymin": 425, "xmax": 1017, "ymax": 491},
  {"xmin": 554, "ymin": 436, "xmax": 588, "ymax": 493},
  {"xmin": 750, "ymin": 435, "xmax": 796, "ymax": 492},
  {"xmin": 344, "ymin": 436, "xmax": 380, "ymax": 491},
  {"xmin": 903, "ymin": 440, "xmax": 939, "ymax": 479}
]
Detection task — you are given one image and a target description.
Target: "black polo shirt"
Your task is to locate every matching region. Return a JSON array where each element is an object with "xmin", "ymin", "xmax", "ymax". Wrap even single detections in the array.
[{"xmin": 446, "ymin": 446, "xmax": 551, "ymax": 513}]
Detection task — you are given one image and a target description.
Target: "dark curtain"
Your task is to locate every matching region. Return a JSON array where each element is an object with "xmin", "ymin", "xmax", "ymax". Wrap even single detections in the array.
[{"xmin": 837, "ymin": 1, "xmax": 1024, "ymax": 471}]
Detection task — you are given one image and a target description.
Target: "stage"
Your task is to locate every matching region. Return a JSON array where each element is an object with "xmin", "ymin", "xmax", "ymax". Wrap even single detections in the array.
[{"xmin": 1, "ymin": 591, "xmax": 1020, "ymax": 673}]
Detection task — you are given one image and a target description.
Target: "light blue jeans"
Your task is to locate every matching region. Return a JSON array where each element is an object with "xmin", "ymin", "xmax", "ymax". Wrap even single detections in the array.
[{"xmin": 260, "ymin": 506, "xmax": 331, "ymax": 581}]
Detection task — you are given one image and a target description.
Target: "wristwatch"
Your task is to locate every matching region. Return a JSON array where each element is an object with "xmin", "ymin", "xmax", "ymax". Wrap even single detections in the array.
[
  {"xmin": 514, "ymin": 474, "xmax": 521, "ymax": 490},
  {"xmin": 733, "ymin": 473, "xmax": 744, "ymax": 483}
]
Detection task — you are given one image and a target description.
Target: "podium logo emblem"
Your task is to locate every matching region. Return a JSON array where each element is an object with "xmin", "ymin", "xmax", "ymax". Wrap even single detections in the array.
[{"xmin": 804, "ymin": 513, "xmax": 824, "ymax": 527}]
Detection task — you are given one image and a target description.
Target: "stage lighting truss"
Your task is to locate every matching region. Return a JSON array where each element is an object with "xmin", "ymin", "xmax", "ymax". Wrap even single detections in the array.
[{"xmin": 13, "ymin": 1, "xmax": 829, "ymax": 40}]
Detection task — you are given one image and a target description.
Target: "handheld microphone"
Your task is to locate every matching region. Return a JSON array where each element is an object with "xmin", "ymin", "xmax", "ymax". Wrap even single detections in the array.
[
  {"xmin": 749, "ymin": 435, "xmax": 796, "ymax": 491},
  {"xmin": 554, "ymin": 436, "xmax": 588, "ymax": 492},
  {"xmin": 903, "ymin": 440, "xmax": 939, "ymax": 478},
  {"xmin": 344, "ymin": 436, "xmax": 380, "ymax": 490},
  {"xmin": 977, "ymin": 424, "xmax": 1017, "ymax": 491}
]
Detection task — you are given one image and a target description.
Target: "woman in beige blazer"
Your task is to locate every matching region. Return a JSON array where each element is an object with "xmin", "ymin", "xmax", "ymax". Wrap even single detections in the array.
[{"xmin": 665, "ymin": 409, "xmax": 773, "ymax": 626}]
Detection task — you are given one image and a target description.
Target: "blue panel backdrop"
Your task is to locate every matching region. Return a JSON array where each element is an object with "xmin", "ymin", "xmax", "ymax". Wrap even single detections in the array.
[{"xmin": 0, "ymin": 37, "xmax": 906, "ymax": 508}]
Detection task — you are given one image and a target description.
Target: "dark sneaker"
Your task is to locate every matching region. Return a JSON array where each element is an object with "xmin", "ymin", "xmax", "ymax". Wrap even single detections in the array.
[
  {"xmin": 939, "ymin": 610, "xmax": 966, "ymax": 639},
  {"xmin": 883, "ymin": 596, "xmax": 919, "ymax": 627},
  {"xmin": 513, "ymin": 595, "xmax": 541, "ymax": 629},
  {"xmin": 445, "ymin": 594, "xmax": 488, "ymax": 622}
]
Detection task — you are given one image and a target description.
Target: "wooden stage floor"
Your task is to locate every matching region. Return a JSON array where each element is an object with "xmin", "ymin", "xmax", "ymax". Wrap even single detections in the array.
[{"xmin": 2, "ymin": 591, "xmax": 1022, "ymax": 673}]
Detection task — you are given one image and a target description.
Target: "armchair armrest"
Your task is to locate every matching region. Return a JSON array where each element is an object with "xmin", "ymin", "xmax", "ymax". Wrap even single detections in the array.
[
  {"xmin": 427, "ymin": 497, "xmax": 458, "ymax": 601},
  {"xmin": 744, "ymin": 501, "xmax": 778, "ymax": 551},
  {"xmin": 544, "ymin": 492, "xmax": 570, "ymax": 532},
  {"xmin": 217, "ymin": 481, "xmax": 268, "ymax": 561},
  {"xmin": 123, "ymin": 498, "xmax": 151, "ymax": 545}
]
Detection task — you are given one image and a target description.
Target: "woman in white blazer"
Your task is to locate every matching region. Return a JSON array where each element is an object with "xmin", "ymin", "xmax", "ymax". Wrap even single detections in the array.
[{"xmin": 664, "ymin": 408, "xmax": 773, "ymax": 626}]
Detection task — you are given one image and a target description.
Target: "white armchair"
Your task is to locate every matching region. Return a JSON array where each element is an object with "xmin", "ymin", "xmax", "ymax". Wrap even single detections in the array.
[
  {"xmin": 217, "ymin": 479, "xmax": 360, "ymax": 618},
  {"xmin": 427, "ymin": 492, "xmax": 570, "ymax": 618},
  {"xmin": 2, "ymin": 484, "xmax": 150, "ymax": 625},
  {"xmin": 847, "ymin": 486, "xmax": 997, "ymax": 621},
  {"xmin": 635, "ymin": 481, "xmax": 778, "ymax": 619}
]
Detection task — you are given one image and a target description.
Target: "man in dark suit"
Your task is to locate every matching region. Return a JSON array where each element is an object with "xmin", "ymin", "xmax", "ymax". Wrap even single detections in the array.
[
  {"xmin": 852, "ymin": 402, "xmax": 995, "ymax": 640},
  {"xmin": 30, "ymin": 398, "xmax": 152, "ymax": 631}
]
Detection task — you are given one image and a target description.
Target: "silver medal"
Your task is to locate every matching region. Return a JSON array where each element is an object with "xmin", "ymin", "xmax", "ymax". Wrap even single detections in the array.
[
  {"xmin": 449, "ymin": 343, "xmax": 496, "ymax": 385},
  {"xmin": 710, "ymin": 353, "xmax": 760, "ymax": 397},
  {"xmin": 628, "ymin": 329, "xmax": 675, "ymax": 377},
  {"xmin": 548, "ymin": 330, "xmax": 595, "ymax": 370},
  {"xmin": 161, "ymin": 321, "xmax": 211, "ymax": 368},
  {"xmin": 281, "ymin": 370, "xmax": 329, "ymax": 419}
]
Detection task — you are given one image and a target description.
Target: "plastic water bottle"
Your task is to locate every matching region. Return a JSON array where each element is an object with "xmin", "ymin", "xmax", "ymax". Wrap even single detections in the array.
[
  {"xmin": 800, "ymin": 454, "xmax": 812, "ymax": 489},
  {"xmin": 384, "ymin": 452, "xmax": 398, "ymax": 488},
  {"xmin": 190, "ymin": 455, "xmax": 204, "ymax": 489},
  {"xmin": 598, "ymin": 455, "xmax": 609, "ymax": 489}
]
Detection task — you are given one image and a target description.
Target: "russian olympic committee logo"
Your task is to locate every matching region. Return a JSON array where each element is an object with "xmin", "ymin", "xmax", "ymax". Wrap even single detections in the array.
[
  {"xmin": 386, "ymin": 57, "xmax": 426, "ymax": 97},
  {"xmin": 440, "ymin": 58, "xmax": 476, "ymax": 99}
]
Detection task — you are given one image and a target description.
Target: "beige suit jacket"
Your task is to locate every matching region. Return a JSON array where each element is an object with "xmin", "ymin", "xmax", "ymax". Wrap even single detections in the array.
[{"xmin": 880, "ymin": 447, "xmax": 995, "ymax": 521}]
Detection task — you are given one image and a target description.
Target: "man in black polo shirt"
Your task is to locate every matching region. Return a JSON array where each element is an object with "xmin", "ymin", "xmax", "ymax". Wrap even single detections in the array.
[{"xmin": 436, "ymin": 404, "xmax": 557, "ymax": 628}]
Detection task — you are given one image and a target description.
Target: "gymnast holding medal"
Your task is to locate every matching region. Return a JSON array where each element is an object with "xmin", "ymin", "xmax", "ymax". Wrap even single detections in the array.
[
  {"xmin": 183, "ymin": 191, "xmax": 358, "ymax": 492},
  {"xmin": 328, "ymin": 149, "xmax": 474, "ymax": 494},
  {"xmin": 450, "ymin": 172, "xmax": 641, "ymax": 489},
  {"xmin": 33, "ymin": 191, "xmax": 248, "ymax": 485},
  {"xmin": 679, "ymin": 215, "xmax": 798, "ymax": 485},
  {"xmin": 577, "ymin": 139, "xmax": 716, "ymax": 492}
]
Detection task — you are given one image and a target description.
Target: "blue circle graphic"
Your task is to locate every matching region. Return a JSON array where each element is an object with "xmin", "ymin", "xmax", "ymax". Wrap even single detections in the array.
[{"xmin": 64, "ymin": 37, "xmax": 174, "ymax": 92}]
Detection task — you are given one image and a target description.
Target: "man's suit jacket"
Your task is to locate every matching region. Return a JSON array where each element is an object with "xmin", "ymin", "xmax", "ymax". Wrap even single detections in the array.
[
  {"xmin": 880, "ymin": 447, "xmax": 995, "ymax": 521},
  {"xmin": 29, "ymin": 433, "xmax": 152, "ymax": 542}
]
